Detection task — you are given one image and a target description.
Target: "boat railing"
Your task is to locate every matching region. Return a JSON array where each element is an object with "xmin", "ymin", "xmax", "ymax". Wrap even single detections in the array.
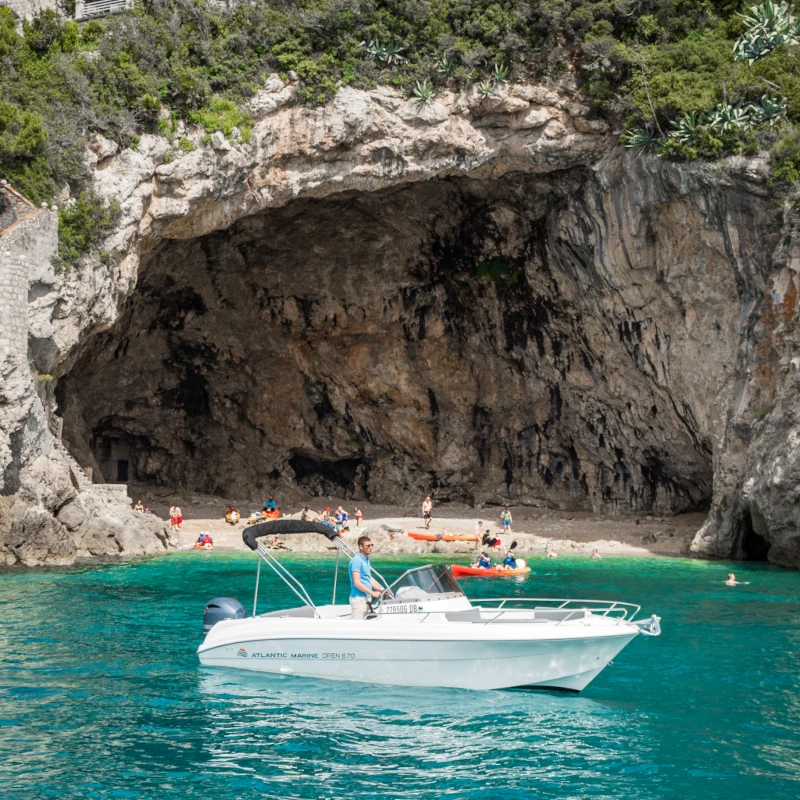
[{"xmin": 469, "ymin": 597, "xmax": 641, "ymax": 625}]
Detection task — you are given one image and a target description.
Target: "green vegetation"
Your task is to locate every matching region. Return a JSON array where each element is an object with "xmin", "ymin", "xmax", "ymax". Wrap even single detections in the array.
[
  {"xmin": 621, "ymin": 2, "xmax": 800, "ymax": 163},
  {"xmin": 2, "ymin": 0, "xmax": 800, "ymax": 266},
  {"xmin": 55, "ymin": 191, "xmax": 121, "ymax": 271},
  {"xmin": 477, "ymin": 257, "xmax": 520, "ymax": 285}
]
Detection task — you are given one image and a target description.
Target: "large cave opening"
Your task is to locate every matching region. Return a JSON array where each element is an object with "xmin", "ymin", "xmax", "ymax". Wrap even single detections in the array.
[{"xmin": 56, "ymin": 171, "xmax": 716, "ymax": 512}]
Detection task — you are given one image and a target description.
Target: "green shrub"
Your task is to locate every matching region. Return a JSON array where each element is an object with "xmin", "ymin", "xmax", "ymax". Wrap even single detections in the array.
[
  {"xmin": 771, "ymin": 124, "xmax": 800, "ymax": 183},
  {"xmin": 188, "ymin": 98, "xmax": 251, "ymax": 141},
  {"xmin": 178, "ymin": 137, "xmax": 195, "ymax": 152},
  {"xmin": 55, "ymin": 192, "xmax": 121, "ymax": 271}
]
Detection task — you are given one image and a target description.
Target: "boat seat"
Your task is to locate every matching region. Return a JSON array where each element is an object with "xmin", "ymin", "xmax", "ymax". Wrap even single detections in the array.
[
  {"xmin": 444, "ymin": 609, "xmax": 484, "ymax": 622},
  {"xmin": 259, "ymin": 606, "xmax": 316, "ymax": 619},
  {"xmin": 531, "ymin": 608, "xmax": 590, "ymax": 621}
]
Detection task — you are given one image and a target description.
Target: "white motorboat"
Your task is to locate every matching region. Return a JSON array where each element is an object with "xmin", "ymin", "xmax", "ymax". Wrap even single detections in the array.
[{"xmin": 197, "ymin": 521, "xmax": 661, "ymax": 692}]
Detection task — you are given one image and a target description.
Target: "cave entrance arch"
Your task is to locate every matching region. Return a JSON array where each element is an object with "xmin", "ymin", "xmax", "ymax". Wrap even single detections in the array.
[{"xmin": 56, "ymin": 174, "xmax": 714, "ymax": 512}]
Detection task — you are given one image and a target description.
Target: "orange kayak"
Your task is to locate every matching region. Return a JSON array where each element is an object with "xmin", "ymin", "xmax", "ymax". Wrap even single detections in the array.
[
  {"xmin": 450, "ymin": 564, "xmax": 531, "ymax": 578},
  {"xmin": 408, "ymin": 532, "xmax": 478, "ymax": 542}
]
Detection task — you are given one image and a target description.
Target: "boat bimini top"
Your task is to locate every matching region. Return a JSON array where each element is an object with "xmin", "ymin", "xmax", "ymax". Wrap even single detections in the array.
[{"xmin": 241, "ymin": 518, "xmax": 396, "ymax": 616}]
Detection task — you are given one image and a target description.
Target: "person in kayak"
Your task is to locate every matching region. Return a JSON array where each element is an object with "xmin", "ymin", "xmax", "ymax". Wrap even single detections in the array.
[
  {"xmin": 500, "ymin": 550, "xmax": 517, "ymax": 570},
  {"xmin": 349, "ymin": 536, "xmax": 383, "ymax": 619},
  {"xmin": 471, "ymin": 552, "xmax": 492, "ymax": 569}
]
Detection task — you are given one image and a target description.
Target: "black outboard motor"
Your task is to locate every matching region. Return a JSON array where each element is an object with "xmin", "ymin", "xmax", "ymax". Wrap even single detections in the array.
[{"xmin": 203, "ymin": 597, "xmax": 246, "ymax": 637}]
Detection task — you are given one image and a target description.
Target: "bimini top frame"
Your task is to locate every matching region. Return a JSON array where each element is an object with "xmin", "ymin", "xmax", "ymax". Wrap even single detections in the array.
[{"xmin": 243, "ymin": 519, "xmax": 390, "ymax": 617}]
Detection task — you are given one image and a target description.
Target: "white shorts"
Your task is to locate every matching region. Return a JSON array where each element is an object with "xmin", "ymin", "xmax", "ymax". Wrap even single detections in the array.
[{"xmin": 350, "ymin": 596, "xmax": 370, "ymax": 620}]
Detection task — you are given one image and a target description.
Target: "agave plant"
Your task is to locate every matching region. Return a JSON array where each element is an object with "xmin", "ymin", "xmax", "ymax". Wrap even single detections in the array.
[
  {"xmin": 361, "ymin": 37, "xmax": 384, "ymax": 59},
  {"xmin": 621, "ymin": 127, "xmax": 664, "ymax": 155},
  {"xmin": 669, "ymin": 111, "xmax": 707, "ymax": 143},
  {"xmin": 707, "ymin": 101, "xmax": 753, "ymax": 131},
  {"xmin": 435, "ymin": 52, "xmax": 455, "ymax": 77},
  {"xmin": 478, "ymin": 80, "xmax": 495, "ymax": 99},
  {"xmin": 360, "ymin": 37, "xmax": 405, "ymax": 65},
  {"xmin": 748, "ymin": 92, "xmax": 788, "ymax": 124},
  {"xmin": 413, "ymin": 79, "xmax": 435, "ymax": 105},
  {"xmin": 493, "ymin": 62, "xmax": 510, "ymax": 85},
  {"xmin": 733, "ymin": 0, "xmax": 800, "ymax": 63},
  {"xmin": 382, "ymin": 41, "xmax": 406, "ymax": 65}
]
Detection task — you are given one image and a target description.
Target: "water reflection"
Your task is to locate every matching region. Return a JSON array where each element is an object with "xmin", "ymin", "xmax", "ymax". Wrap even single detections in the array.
[{"xmin": 196, "ymin": 669, "xmax": 657, "ymax": 799}]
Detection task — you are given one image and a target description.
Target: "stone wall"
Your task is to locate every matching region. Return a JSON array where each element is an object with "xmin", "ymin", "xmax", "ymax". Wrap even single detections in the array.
[{"xmin": 0, "ymin": 190, "xmax": 55, "ymax": 358}]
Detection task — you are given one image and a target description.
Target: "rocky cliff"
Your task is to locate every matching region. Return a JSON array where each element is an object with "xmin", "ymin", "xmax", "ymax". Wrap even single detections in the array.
[{"xmin": 3, "ymin": 77, "xmax": 799, "ymax": 567}]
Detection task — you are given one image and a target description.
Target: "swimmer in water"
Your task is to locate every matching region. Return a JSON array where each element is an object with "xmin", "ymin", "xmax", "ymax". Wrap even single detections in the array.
[{"xmin": 725, "ymin": 573, "xmax": 749, "ymax": 586}]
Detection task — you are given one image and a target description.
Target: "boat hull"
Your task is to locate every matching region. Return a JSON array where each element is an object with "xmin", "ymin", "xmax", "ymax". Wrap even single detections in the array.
[{"xmin": 198, "ymin": 620, "xmax": 638, "ymax": 692}]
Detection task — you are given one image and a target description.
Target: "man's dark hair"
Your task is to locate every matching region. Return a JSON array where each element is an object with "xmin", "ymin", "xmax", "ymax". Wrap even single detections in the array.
[{"xmin": 357, "ymin": 535, "xmax": 372, "ymax": 548}]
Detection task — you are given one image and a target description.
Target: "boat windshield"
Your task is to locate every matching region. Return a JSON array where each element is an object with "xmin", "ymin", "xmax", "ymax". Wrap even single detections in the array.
[{"xmin": 387, "ymin": 564, "xmax": 464, "ymax": 600}]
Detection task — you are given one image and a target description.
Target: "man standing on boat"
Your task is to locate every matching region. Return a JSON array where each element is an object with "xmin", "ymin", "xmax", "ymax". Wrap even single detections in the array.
[{"xmin": 349, "ymin": 536, "xmax": 382, "ymax": 619}]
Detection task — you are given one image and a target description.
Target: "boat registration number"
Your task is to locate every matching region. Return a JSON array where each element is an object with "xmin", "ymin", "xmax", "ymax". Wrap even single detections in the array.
[{"xmin": 381, "ymin": 603, "xmax": 420, "ymax": 614}]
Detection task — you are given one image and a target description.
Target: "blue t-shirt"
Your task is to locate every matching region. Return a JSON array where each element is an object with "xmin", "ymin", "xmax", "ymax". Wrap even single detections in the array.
[
  {"xmin": 349, "ymin": 553, "xmax": 372, "ymax": 599},
  {"xmin": 478, "ymin": 556, "xmax": 491, "ymax": 569},
  {"xmin": 503, "ymin": 555, "xmax": 516, "ymax": 568},
  {"xmin": 265, "ymin": 499, "xmax": 276, "ymax": 510}
]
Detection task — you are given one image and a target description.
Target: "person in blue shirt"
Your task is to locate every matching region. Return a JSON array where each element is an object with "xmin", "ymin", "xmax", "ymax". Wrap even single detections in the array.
[
  {"xmin": 501, "ymin": 551, "xmax": 517, "ymax": 570},
  {"xmin": 264, "ymin": 495, "xmax": 276, "ymax": 511},
  {"xmin": 349, "ymin": 536, "xmax": 383, "ymax": 619},
  {"xmin": 471, "ymin": 552, "xmax": 492, "ymax": 569}
]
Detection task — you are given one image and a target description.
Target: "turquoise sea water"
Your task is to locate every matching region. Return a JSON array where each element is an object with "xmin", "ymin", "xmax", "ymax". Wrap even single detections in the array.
[{"xmin": 0, "ymin": 552, "xmax": 798, "ymax": 799}]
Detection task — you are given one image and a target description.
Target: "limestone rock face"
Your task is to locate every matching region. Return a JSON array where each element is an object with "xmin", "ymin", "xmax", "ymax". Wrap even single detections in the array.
[{"xmin": 3, "ymin": 77, "xmax": 800, "ymax": 566}]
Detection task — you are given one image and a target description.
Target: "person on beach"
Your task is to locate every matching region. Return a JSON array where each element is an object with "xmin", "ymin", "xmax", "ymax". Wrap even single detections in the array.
[
  {"xmin": 354, "ymin": 507, "xmax": 363, "ymax": 527},
  {"xmin": 349, "ymin": 536, "xmax": 383, "ymax": 619},
  {"xmin": 473, "ymin": 521, "xmax": 483, "ymax": 550},
  {"xmin": 500, "ymin": 508, "xmax": 512, "ymax": 534},
  {"xmin": 175, "ymin": 506, "xmax": 183, "ymax": 529},
  {"xmin": 591, "ymin": 548, "xmax": 601, "ymax": 559},
  {"xmin": 195, "ymin": 532, "xmax": 213, "ymax": 550},
  {"xmin": 133, "ymin": 500, "xmax": 144, "ymax": 513},
  {"xmin": 264, "ymin": 495, "xmax": 276, "ymax": 512},
  {"xmin": 169, "ymin": 505, "xmax": 178, "ymax": 530},
  {"xmin": 422, "ymin": 497, "xmax": 433, "ymax": 529}
]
